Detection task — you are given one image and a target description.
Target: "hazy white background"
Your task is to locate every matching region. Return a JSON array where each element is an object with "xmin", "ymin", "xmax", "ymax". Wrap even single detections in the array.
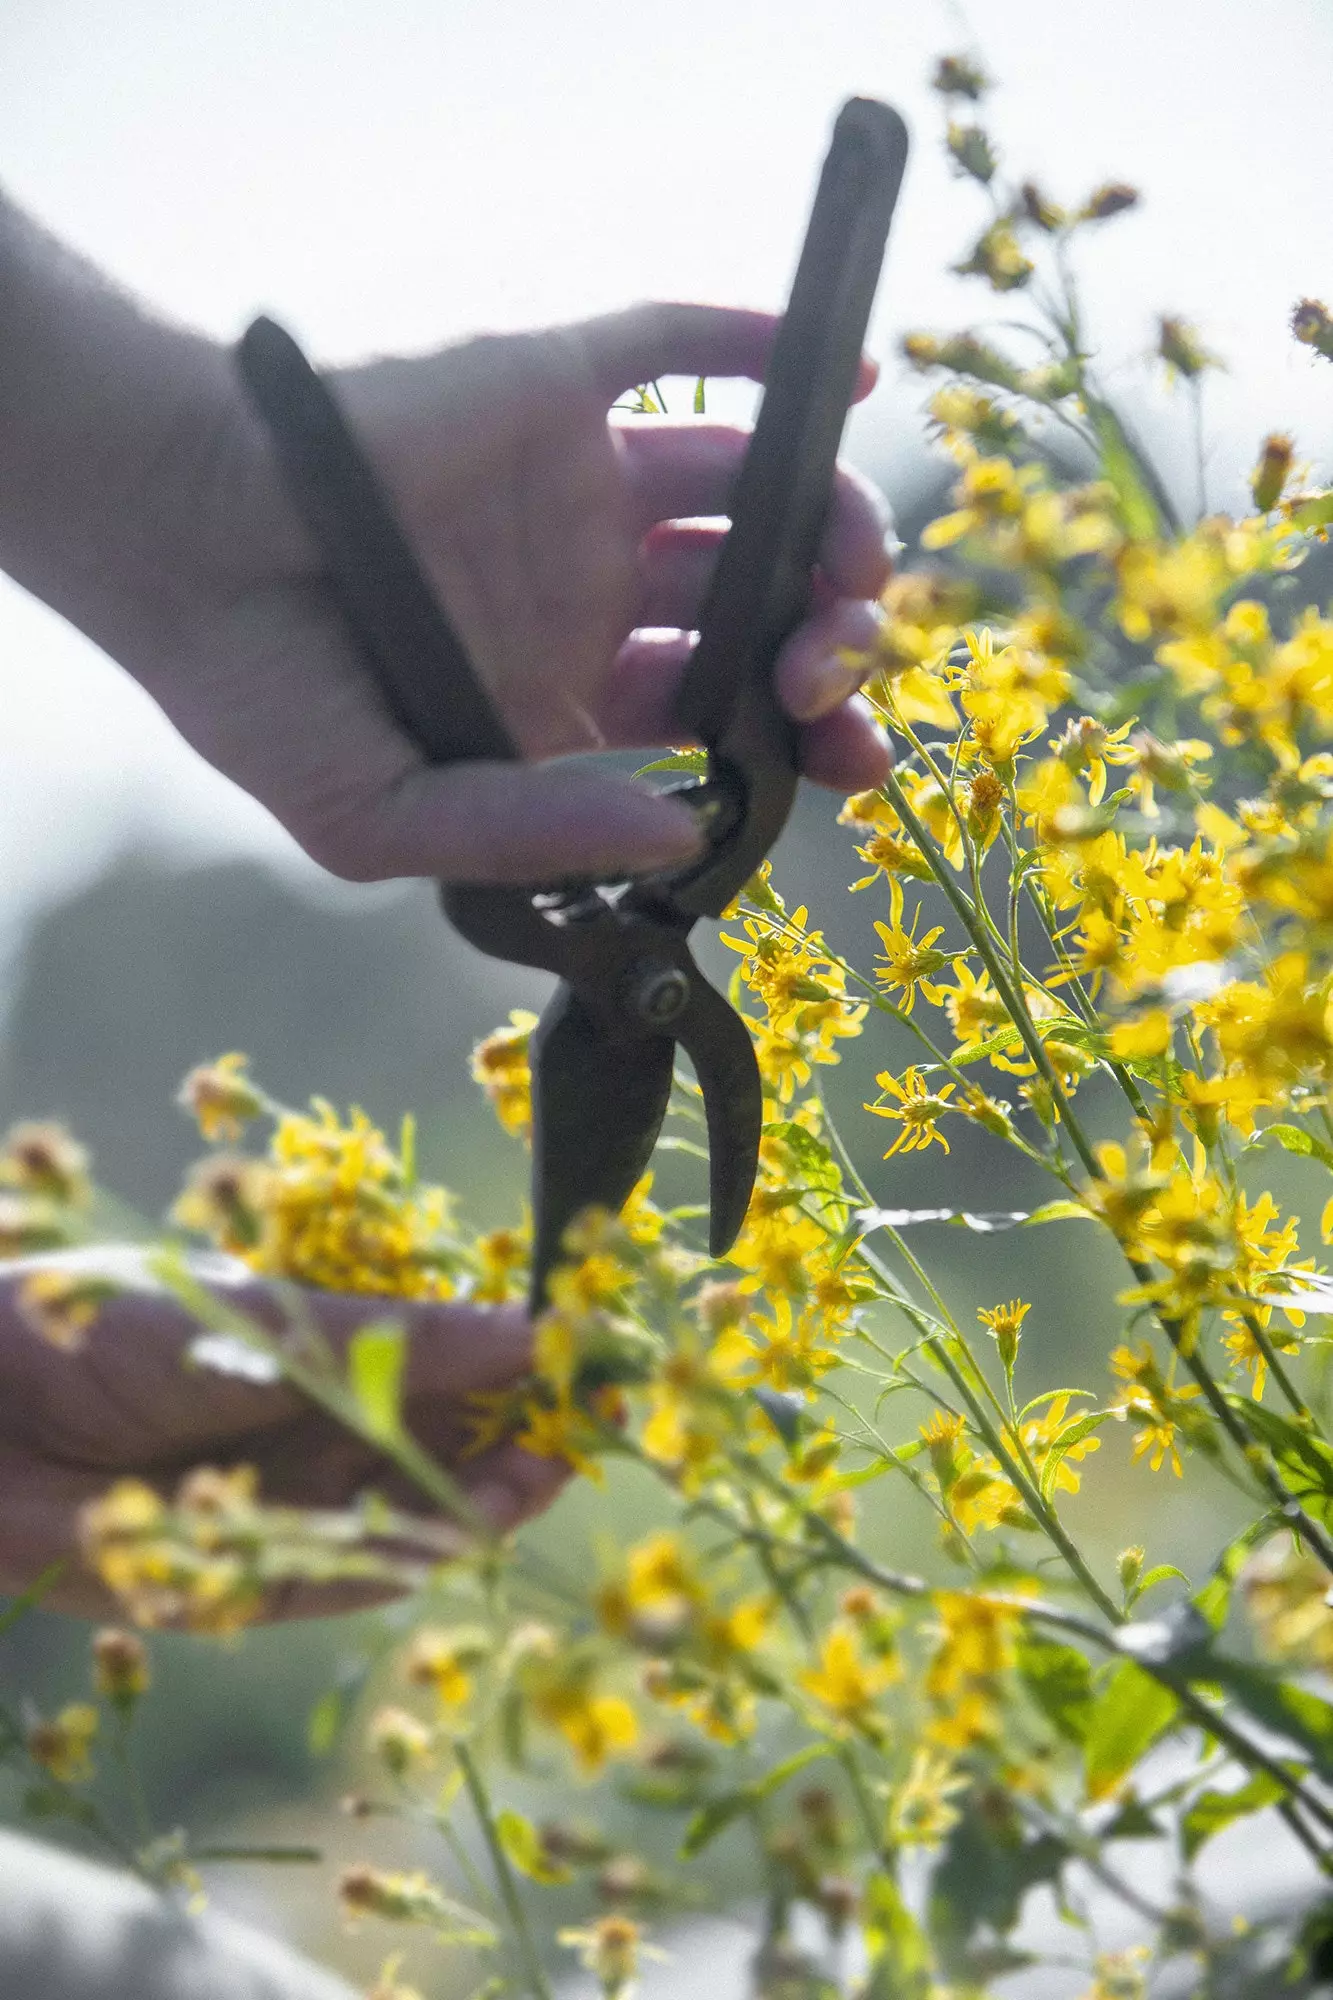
[{"xmin": 1, "ymin": 0, "xmax": 1330, "ymax": 942}]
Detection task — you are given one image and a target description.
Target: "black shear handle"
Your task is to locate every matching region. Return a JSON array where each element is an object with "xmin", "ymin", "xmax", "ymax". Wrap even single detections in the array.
[
  {"xmin": 670, "ymin": 97, "xmax": 908, "ymax": 920},
  {"xmin": 236, "ymin": 316, "xmax": 518, "ymax": 770}
]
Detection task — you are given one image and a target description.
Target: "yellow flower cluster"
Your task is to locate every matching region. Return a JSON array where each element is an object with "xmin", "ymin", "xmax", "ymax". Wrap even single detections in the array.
[{"xmin": 174, "ymin": 1060, "xmax": 460, "ymax": 1298}]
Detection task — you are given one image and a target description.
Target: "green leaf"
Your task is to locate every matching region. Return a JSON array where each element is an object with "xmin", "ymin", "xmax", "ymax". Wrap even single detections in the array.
[
  {"xmin": 307, "ymin": 1653, "xmax": 375, "ymax": 1756},
  {"xmin": 1181, "ymin": 1769, "xmax": 1286, "ymax": 1861},
  {"xmin": 0, "ymin": 1560, "xmax": 68, "ymax": 1641},
  {"xmin": 1099, "ymin": 1795, "xmax": 1165, "ymax": 1840},
  {"xmin": 496, "ymin": 1808, "xmax": 571, "ymax": 1884},
  {"xmin": 307, "ymin": 1689, "xmax": 344, "ymax": 1758},
  {"xmin": 1194, "ymin": 1517, "xmax": 1275, "ymax": 1631},
  {"xmin": 1088, "ymin": 399, "xmax": 1163, "ymax": 540},
  {"xmin": 1084, "ymin": 1661, "xmax": 1179, "ymax": 1802},
  {"xmin": 1129, "ymin": 1563, "xmax": 1190, "ymax": 1606},
  {"xmin": 1016, "ymin": 1636, "xmax": 1094, "ymax": 1745},
  {"xmin": 1249, "ymin": 1121, "xmax": 1333, "ymax": 1173},
  {"xmin": 1024, "ymin": 1199, "xmax": 1094, "ymax": 1226},
  {"xmin": 191, "ymin": 1843, "xmax": 322, "ymax": 1864},
  {"xmin": 693, "ymin": 375, "xmax": 707, "ymax": 415},
  {"xmin": 1205, "ymin": 1657, "xmax": 1333, "ymax": 1780},
  {"xmin": 635, "ymin": 747, "xmax": 709, "ymax": 777},
  {"xmin": 950, "ymin": 1027, "xmax": 1030, "ymax": 1068},
  {"xmin": 928, "ymin": 1798, "xmax": 1068, "ymax": 1969},
  {"xmin": 1287, "ymin": 492, "xmax": 1333, "ymax": 535},
  {"xmin": 680, "ymin": 1741, "xmax": 829, "ymax": 1858},
  {"xmin": 1230, "ymin": 1399, "xmax": 1333, "ymax": 1505},
  {"xmin": 1039, "ymin": 1411, "xmax": 1112, "ymax": 1501},
  {"xmin": 764, "ymin": 1121, "xmax": 842, "ymax": 1192},
  {"xmin": 862, "ymin": 1870, "xmax": 933, "ymax": 1998},
  {"xmin": 347, "ymin": 1322, "xmax": 408, "ymax": 1442}
]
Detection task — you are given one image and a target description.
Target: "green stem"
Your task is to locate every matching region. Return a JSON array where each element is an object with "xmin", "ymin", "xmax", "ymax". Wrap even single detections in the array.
[{"xmin": 456, "ymin": 1742, "xmax": 554, "ymax": 2000}]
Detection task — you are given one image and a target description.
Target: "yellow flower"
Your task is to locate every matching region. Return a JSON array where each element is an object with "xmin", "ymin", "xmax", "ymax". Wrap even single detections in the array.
[
  {"xmin": 800, "ymin": 1620, "xmax": 899, "ymax": 1736},
  {"xmin": 977, "ymin": 1297, "xmax": 1029, "ymax": 1372},
  {"xmin": 176, "ymin": 1052, "xmax": 265, "ymax": 1142},
  {"xmin": 470, "ymin": 1009, "xmax": 538, "ymax": 1138},
  {"xmin": 865, "ymin": 1066, "xmax": 956, "ymax": 1156},
  {"xmin": 405, "ymin": 1626, "xmax": 489, "ymax": 1708},
  {"xmin": 1080, "ymin": 1947, "xmax": 1150, "ymax": 2000},
  {"xmin": 17, "ymin": 1268, "xmax": 118, "ymax": 1351},
  {"xmin": 338, "ymin": 1866, "xmax": 493, "ymax": 1943},
  {"xmin": 0, "ymin": 1121, "xmax": 91, "ymax": 1205},
  {"xmin": 368, "ymin": 1706, "xmax": 435, "ymax": 1777},
  {"xmin": 91, "ymin": 1628, "xmax": 150, "ymax": 1707},
  {"xmin": 873, "ymin": 878, "xmax": 951, "ymax": 1013},
  {"xmin": 888, "ymin": 1747, "xmax": 968, "ymax": 1848},
  {"xmin": 26, "ymin": 1703, "xmax": 98, "ymax": 1784},
  {"xmin": 559, "ymin": 1915, "xmax": 662, "ymax": 1999},
  {"xmin": 525, "ymin": 1663, "xmax": 639, "ymax": 1772},
  {"xmin": 1244, "ymin": 1537, "xmax": 1333, "ymax": 1668},
  {"xmin": 924, "ymin": 1591, "xmax": 1022, "ymax": 1748}
]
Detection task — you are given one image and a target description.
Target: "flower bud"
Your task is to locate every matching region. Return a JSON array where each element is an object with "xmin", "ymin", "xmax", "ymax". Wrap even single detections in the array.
[
  {"xmin": 1292, "ymin": 298, "xmax": 1333, "ymax": 361},
  {"xmin": 368, "ymin": 1706, "xmax": 434, "ymax": 1777},
  {"xmin": 1081, "ymin": 182, "xmax": 1139, "ymax": 221},
  {"xmin": 1020, "ymin": 180, "xmax": 1066, "ymax": 232},
  {"xmin": 1251, "ymin": 432, "xmax": 1295, "ymax": 513},
  {"xmin": 27, "ymin": 1703, "xmax": 98, "ymax": 1783},
  {"xmin": 946, "ymin": 122, "xmax": 997, "ymax": 186},
  {"xmin": 1118, "ymin": 1545, "xmax": 1145, "ymax": 1592},
  {"xmin": 92, "ymin": 1628, "xmax": 150, "ymax": 1709},
  {"xmin": 1157, "ymin": 317, "xmax": 1219, "ymax": 381},
  {"xmin": 931, "ymin": 53, "xmax": 988, "ymax": 99},
  {"xmin": 176, "ymin": 1054, "xmax": 264, "ymax": 1142},
  {"xmin": 0, "ymin": 1122, "xmax": 90, "ymax": 1204}
]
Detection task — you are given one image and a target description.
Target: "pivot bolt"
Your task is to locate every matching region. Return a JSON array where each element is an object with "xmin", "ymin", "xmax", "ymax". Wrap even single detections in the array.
[{"xmin": 629, "ymin": 960, "xmax": 691, "ymax": 1027}]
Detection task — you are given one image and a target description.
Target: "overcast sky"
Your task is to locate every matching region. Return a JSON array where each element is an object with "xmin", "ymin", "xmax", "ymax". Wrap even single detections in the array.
[{"xmin": 1, "ymin": 0, "xmax": 1331, "ymax": 933}]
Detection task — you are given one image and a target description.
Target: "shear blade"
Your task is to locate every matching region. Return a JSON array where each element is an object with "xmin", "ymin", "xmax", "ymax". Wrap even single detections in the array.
[
  {"xmin": 528, "ymin": 987, "xmax": 675, "ymax": 1307},
  {"xmin": 673, "ymin": 976, "xmax": 764, "ymax": 1257}
]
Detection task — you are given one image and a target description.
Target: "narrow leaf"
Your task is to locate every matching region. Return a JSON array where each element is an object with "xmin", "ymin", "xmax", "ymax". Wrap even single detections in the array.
[
  {"xmin": 635, "ymin": 748, "xmax": 709, "ymax": 777},
  {"xmin": 1129, "ymin": 1564, "xmax": 1190, "ymax": 1605},
  {"xmin": 1039, "ymin": 1411, "xmax": 1111, "ymax": 1501},
  {"xmin": 347, "ymin": 1322, "xmax": 408, "ymax": 1442},
  {"xmin": 1181, "ymin": 1770, "xmax": 1285, "ymax": 1861},
  {"xmin": 1205, "ymin": 1657, "xmax": 1333, "ymax": 1780},
  {"xmin": 681, "ymin": 1741, "xmax": 829, "ymax": 1858},
  {"xmin": 1249, "ymin": 1122, "xmax": 1333, "ymax": 1173},
  {"xmin": 1017, "ymin": 1636, "xmax": 1094, "ymax": 1745},
  {"xmin": 1084, "ymin": 1661, "xmax": 1179, "ymax": 1802},
  {"xmin": 496, "ymin": 1808, "xmax": 571, "ymax": 1884}
]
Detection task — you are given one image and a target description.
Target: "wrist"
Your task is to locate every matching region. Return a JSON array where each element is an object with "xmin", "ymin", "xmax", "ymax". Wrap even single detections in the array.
[{"xmin": 0, "ymin": 194, "xmax": 255, "ymax": 672}]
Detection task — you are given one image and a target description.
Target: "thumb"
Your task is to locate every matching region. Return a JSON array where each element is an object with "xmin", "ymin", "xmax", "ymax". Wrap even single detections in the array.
[{"xmin": 315, "ymin": 758, "xmax": 706, "ymax": 885}]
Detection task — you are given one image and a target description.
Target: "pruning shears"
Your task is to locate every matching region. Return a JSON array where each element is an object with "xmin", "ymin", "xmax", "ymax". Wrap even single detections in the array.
[{"xmin": 237, "ymin": 96, "xmax": 908, "ymax": 1309}]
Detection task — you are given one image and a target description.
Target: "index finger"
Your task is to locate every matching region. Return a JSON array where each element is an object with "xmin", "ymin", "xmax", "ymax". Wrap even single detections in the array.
[{"xmin": 577, "ymin": 300, "xmax": 877, "ymax": 405}]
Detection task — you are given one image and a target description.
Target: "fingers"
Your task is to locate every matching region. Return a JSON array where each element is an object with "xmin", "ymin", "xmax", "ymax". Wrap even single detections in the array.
[
  {"xmin": 455, "ymin": 1439, "xmax": 571, "ymax": 1533},
  {"xmin": 620, "ymin": 426, "xmax": 894, "ymax": 599},
  {"xmin": 578, "ymin": 299, "xmax": 878, "ymax": 406},
  {"xmin": 637, "ymin": 519, "xmax": 725, "ymax": 628},
  {"xmin": 340, "ymin": 758, "xmax": 704, "ymax": 884},
  {"xmin": 797, "ymin": 694, "xmax": 893, "ymax": 791},
  {"xmin": 774, "ymin": 597, "xmax": 885, "ymax": 722},
  {"xmin": 591, "ymin": 630, "xmax": 891, "ymax": 794},
  {"xmin": 580, "ymin": 302, "xmax": 780, "ymax": 400}
]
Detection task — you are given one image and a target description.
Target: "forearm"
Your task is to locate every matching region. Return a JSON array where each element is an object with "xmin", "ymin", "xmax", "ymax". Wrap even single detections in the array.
[{"xmin": 0, "ymin": 192, "xmax": 236, "ymax": 667}]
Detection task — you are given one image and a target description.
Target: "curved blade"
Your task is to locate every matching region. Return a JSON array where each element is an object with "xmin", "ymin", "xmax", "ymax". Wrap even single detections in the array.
[
  {"xmin": 528, "ymin": 986, "xmax": 675, "ymax": 1309},
  {"xmin": 672, "ymin": 977, "xmax": 763, "ymax": 1257}
]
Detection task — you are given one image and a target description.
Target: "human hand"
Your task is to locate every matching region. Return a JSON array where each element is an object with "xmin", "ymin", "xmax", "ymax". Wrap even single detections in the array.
[
  {"xmin": 146, "ymin": 302, "xmax": 894, "ymax": 884},
  {"xmin": 0, "ymin": 1255, "xmax": 558, "ymax": 1620}
]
